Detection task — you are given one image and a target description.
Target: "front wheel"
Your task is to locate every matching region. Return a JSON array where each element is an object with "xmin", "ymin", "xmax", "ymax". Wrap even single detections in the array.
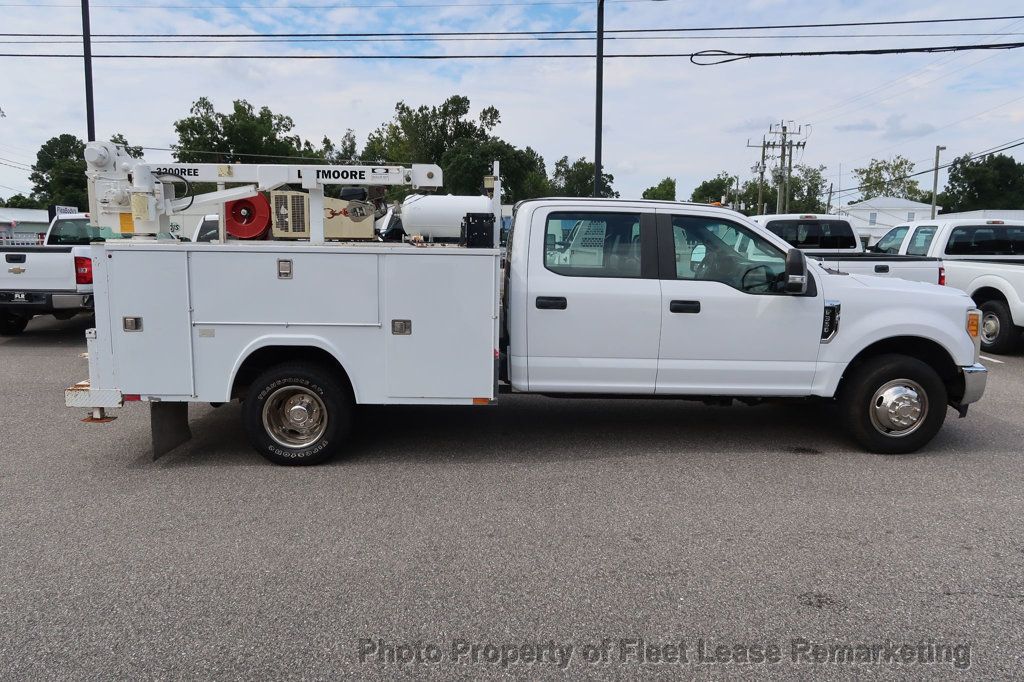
[
  {"xmin": 0, "ymin": 313, "xmax": 29, "ymax": 336},
  {"xmin": 839, "ymin": 354, "xmax": 948, "ymax": 454},
  {"xmin": 979, "ymin": 300, "xmax": 1019, "ymax": 354},
  {"xmin": 242, "ymin": 363, "xmax": 353, "ymax": 466}
]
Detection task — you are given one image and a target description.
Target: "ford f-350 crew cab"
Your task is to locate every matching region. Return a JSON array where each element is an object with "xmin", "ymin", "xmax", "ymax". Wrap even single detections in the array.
[
  {"xmin": 872, "ymin": 218, "xmax": 1024, "ymax": 353},
  {"xmin": 751, "ymin": 214, "xmax": 943, "ymax": 285},
  {"xmin": 67, "ymin": 142, "xmax": 988, "ymax": 464}
]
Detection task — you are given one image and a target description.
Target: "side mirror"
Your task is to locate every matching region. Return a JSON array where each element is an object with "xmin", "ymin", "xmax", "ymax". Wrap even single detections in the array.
[
  {"xmin": 545, "ymin": 233, "xmax": 556, "ymax": 249},
  {"xmin": 784, "ymin": 248, "xmax": 809, "ymax": 294}
]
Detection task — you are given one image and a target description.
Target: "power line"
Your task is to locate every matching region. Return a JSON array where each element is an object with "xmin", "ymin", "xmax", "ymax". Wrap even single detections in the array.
[
  {"xmin": 0, "ymin": 0, "xmax": 658, "ymax": 7},
  {"xmin": 4, "ymin": 41, "xmax": 1024, "ymax": 61},
  {"xmin": 827, "ymin": 138, "xmax": 1024, "ymax": 203},
  {"xmin": 6, "ymin": 14, "xmax": 1024, "ymax": 37},
  {"xmin": 8, "ymin": 31, "xmax": 1024, "ymax": 45}
]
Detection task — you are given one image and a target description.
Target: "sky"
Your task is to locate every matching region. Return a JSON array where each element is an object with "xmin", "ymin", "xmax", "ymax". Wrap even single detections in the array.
[{"xmin": 2, "ymin": 0, "xmax": 1024, "ymax": 205}]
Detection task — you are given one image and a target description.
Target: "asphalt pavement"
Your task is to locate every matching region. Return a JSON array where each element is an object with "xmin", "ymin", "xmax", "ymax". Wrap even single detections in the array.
[{"xmin": 1, "ymin": 314, "xmax": 1022, "ymax": 680}]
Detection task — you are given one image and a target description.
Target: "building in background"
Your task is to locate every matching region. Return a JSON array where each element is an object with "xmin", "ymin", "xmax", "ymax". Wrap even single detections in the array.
[
  {"xmin": 0, "ymin": 207, "xmax": 49, "ymax": 243},
  {"xmin": 935, "ymin": 209, "xmax": 1024, "ymax": 221},
  {"xmin": 838, "ymin": 197, "xmax": 939, "ymax": 245}
]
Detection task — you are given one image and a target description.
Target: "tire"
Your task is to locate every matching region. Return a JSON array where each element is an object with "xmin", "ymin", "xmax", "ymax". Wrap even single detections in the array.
[
  {"xmin": 839, "ymin": 354, "xmax": 947, "ymax": 455},
  {"xmin": 0, "ymin": 313, "xmax": 29, "ymax": 336},
  {"xmin": 978, "ymin": 299, "xmax": 1019, "ymax": 355},
  {"xmin": 242, "ymin": 362, "xmax": 353, "ymax": 466}
]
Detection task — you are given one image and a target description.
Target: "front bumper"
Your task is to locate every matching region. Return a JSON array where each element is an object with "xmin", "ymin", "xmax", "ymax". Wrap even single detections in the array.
[
  {"xmin": 952, "ymin": 363, "xmax": 987, "ymax": 416},
  {"xmin": 0, "ymin": 290, "xmax": 93, "ymax": 313}
]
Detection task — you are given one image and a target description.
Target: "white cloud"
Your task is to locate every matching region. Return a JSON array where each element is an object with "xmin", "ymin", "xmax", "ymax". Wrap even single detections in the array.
[{"xmin": 2, "ymin": 0, "xmax": 1024, "ymax": 201}]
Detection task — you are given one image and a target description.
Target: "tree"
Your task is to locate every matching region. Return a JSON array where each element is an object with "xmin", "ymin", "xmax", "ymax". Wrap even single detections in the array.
[
  {"xmin": 941, "ymin": 153, "xmax": 1024, "ymax": 213},
  {"xmin": 29, "ymin": 134, "xmax": 88, "ymax": 209},
  {"xmin": 550, "ymin": 156, "xmax": 618, "ymax": 198},
  {"xmin": 442, "ymin": 138, "xmax": 550, "ymax": 201},
  {"xmin": 851, "ymin": 156, "xmax": 923, "ymax": 200},
  {"xmin": 0, "ymin": 194, "xmax": 43, "ymax": 208},
  {"xmin": 173, "ymin": 97, "xmax": 320, "ymax": 163},
  {"xmin": 110, "ymin": 132, "xmax": 143, "ymax": 158},
  {"xmin": 642, "ymin": 177, "xmax": 676, "ymax": 201},
  {"xmin": 690, "ymin": 171, "xmax": 733, "ymax": 204}
]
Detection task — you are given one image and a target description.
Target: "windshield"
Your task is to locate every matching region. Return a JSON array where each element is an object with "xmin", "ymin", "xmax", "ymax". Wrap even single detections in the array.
[{"xmin": 46, "ymin": 219, "xmax": 131, "ymax": 245}]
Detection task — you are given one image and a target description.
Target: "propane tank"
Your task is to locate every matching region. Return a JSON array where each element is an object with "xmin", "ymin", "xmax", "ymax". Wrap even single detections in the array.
[{"xmin": 400, "ymin": 194, "xmax": 492, "ymax": 241}]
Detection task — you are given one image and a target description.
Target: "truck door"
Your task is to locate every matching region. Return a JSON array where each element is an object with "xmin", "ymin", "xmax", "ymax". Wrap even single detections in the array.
[
  {"xmin": 655, "ymin": 211, "xmax": 823, "ymax": 395},
  {"xmin": 525, "ymin": 208, "xmax": 661, "ymax": 393}
]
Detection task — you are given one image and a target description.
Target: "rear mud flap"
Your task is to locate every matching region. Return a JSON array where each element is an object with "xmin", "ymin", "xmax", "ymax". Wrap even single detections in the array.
[{"xmin": 151, "ymin": 402, "xmax": 192, "ymax": 459}]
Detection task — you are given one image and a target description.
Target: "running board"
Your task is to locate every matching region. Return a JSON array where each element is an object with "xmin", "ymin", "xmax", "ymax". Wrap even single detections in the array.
[{"xmin": 151, "ymin": 402, "xmax": 192, "ymax": 459}]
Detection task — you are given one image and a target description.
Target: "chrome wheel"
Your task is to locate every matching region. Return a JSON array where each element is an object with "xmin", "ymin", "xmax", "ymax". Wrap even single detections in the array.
[
  {"xmin": 981, "ymin": 313, "xmax": 1001, "ymax": 345},
  {"xmin": 261, "ymin": 385, "xmax": 328, "ymax": 449},
  {"xmin": 868, "ymin": 379, "xmax": 928, "ymax": 437}
]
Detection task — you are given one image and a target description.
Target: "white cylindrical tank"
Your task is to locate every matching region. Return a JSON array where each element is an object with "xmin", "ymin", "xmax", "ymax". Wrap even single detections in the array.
[{"xmin": 401, "ymin": 194, "xmax": 492, "ymax": 240}]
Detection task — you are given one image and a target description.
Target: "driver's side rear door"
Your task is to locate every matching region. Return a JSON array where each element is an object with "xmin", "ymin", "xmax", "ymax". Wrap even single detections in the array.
[{"xmin": 655, "ymin": 210, "xmax": 824, "ymax": 396}]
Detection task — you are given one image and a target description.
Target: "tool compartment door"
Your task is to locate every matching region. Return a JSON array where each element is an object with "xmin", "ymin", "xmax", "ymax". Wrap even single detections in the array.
[
  {"xmin": 106, "ymin": 250, "xmax": 193, "ymax": 396},
  {"xmin": 384, "ymin": 253, "xmax": 497, "ymax": 400}
]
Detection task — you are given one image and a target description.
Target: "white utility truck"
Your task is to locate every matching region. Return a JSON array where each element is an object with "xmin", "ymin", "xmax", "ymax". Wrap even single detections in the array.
[
  {"xmin": 67, "ymin": 141, "xmax": 988, "ymax": 464},
  {"xmin": 872, "ymin": 218, "xmax": 1024, "ymax": 353},
  {"xmin": 751, "ymin": 214, "xmax": 943, "ymax": 285}
]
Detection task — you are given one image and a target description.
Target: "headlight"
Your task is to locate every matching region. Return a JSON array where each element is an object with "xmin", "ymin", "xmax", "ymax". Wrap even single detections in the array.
[{"xmin": 966, "ymin": 308, "xmax": 982, "ymax": 363}]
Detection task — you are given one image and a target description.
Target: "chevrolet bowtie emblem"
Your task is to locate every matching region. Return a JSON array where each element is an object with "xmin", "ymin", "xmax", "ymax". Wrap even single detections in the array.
[{"xmin": 8, "ymin": 266, "xmax": 26, "ymax": 274}]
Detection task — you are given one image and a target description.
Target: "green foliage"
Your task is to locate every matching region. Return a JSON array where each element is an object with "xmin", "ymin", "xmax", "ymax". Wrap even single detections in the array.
[
  {"xmin": 173, "ymin": 97, "xmax": 320, "ymax": 163},
  {"xmin": 690, "ymin": 171, "xmax": 733, "ymax": 204},
  {"xmin": 550, "ymin": 156, "xmax": 618, "ymax": 198},
  {"xmin": 442, "ymin": 138, "xmax": 550, "ymax": 201},
  {"xmin": 0, "ymin": 193, "xmax": 43, "ymax": 208},
  {"xmin": 642, "ymin": 177, "xmax": 676, "ymax": 201},
  {"xmin": 29, "ymin": 134, "xmax": 88, "ymax": 209},
  {"xmin": 109, "ymin": 133, "xmax": 143, "ymax": 158},
  {"xmin": 940, "ymin": 153, "xmax": 1024, "ymax": 213},
  {"xmin": 851, "ymin": 156, "xmax": 923, "ymax": 200}
]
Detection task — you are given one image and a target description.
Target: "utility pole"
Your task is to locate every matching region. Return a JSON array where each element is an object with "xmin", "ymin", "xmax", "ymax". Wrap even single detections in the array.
[
  {"xmin": 81, "ymin": 0, "xmax": 95, "ymax": 141},
  {"xmin": 777, "ymin": 124, "xmax": 787, "ymax": 213},
  {"xmin": 785, "ymin": 139, "xmax": 795, "ymax": 213},
  {"xmin": 747, "ymin": 137, "xmax": 767, "ymax": 216},
  {"xmin": 825, "ymin": 182, "xmax": 834, "ymax": 213},
  {"xmin": 592, "ymin": 0, "xmax": 604, "ymax": 198},
  {"xmin": 931, "ymin": 145, "xmax": 946, "ymax": 218}
]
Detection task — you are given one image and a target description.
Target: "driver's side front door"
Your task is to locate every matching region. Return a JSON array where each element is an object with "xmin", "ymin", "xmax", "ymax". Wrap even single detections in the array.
[{"xmin": 655, "ymin": 211, "xmax": 824, "ymax": 396}]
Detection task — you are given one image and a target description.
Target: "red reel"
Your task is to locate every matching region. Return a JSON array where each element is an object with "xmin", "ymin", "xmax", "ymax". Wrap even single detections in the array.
[{"xmin": 225, "ymin": 193, "xmax": 271, "ymax": 239}]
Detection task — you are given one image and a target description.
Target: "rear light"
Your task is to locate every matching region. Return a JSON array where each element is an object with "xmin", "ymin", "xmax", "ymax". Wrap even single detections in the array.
[
  {"xmin": 74, "ymin": 256, "xmax": 93, "ymax": 285},
  {"xmin": 938, "ymin": 265, "xmax": 946, "ymax": 286},
  {"xmin": 986, "ymin": 220, "xmax": 1004, "ymax": 225}
]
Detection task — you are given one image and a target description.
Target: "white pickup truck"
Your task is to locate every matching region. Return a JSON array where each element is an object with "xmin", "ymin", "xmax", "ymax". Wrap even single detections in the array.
[
  {"xmin": 0, "ymin": 213, "xmax": 102, "ymax": 335},
  {"xmin": 872, "ymin": 219, "xmax": 1024, "ymax": 353},
  {"xmin": 752, "ymin": 214, "xmax": 944, "ymax": 285},
  {"xmin": 66, "ymin": 143, "xmax": 989, "ymax": 464}
]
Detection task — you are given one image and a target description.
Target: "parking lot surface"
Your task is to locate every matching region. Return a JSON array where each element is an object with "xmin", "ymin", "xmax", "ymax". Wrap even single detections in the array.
[{"xmin": 2, "ymin": 315, "xmax": 1023, "ymax": 679}]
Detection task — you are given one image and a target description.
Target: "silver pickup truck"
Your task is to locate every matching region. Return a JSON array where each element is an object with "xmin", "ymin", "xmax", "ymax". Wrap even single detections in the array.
[{"xmin": 752, "ymin": 214, "xmax": 944, "ymax": 285}]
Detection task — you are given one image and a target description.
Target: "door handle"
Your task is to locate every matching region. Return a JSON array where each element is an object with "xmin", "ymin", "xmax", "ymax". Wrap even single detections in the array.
[
  {"xmin": 874, "ymin": 264, "xmax": 889, "ymax": 273},
  {"xmin": 5, "ymin": 254, "xmax": 26, "ymax": 263},
  {"xmin": 670, "ymin": 300, "xmax": 701, "ymax": 314},
  {"xmin": 536, "ymin": 296, "xmax": 567, "ymax": 310}
]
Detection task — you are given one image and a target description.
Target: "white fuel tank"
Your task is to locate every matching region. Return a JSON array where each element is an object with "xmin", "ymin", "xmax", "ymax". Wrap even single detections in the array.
[{"xmin": 401, "ymin": 194, "xmax": 492, "ymax": 240}]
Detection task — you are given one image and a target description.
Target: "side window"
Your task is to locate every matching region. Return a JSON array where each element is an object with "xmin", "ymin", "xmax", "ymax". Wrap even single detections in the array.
[
  {"xmin": 544, "ymin": 211, "xmax": 643, "ymax": 278},
  {"xmin": 946, "ymin": 225, "xmax": 1024, "ymax": 256},
  {"xmin": 906, "ymin": 226, "xmax": 936, "ymax": 256},
  {"xmin": 670, "ymin": 215, "xmax": 787, "ymax": 294},
  {"xmin": 874, "ymin": 226, "xmax": 908, "ymax": 254}
]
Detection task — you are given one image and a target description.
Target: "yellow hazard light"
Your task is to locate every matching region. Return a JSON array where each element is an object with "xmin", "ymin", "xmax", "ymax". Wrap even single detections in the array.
[
  {"xmin": 118, "ymin": 212, "xmax": 134, "ymax": 233},
  {"xmin": 473, "ymin": 397, "xmax": 492, "ymax": 405},
  {"xmin": 966, "ymin": 311, "xmax": 980, "ymax": 338}
]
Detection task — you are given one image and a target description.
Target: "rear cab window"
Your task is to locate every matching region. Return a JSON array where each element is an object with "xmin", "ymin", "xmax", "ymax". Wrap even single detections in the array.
[
  {"xmin": 945, "ymin": 225, "xmax": 1024, "ymax": 256},
  {"xmin": 46, "ymin": 218, "xmax": 131, "ymax": 246},
  {"xmin": 763, "ymin": 219, "xmax": 857, "ymax": 250},
  {"xmin": 544, "ymin": 211, "xmax": 644, "ymax": 278}
]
